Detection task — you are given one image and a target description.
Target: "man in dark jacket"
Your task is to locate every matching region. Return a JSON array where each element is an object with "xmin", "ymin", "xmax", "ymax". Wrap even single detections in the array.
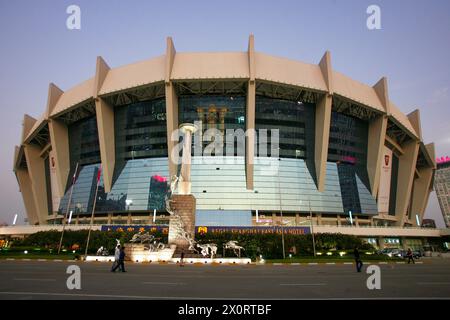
[{"xmin": 354, "ymin": 247, "xmax": 363, "ymax": 272}]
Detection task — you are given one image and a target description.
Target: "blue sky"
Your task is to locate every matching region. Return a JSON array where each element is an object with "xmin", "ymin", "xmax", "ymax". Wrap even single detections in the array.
[{"xmin": 0, "ymin": 0, "xmax": 449, "ymax": 226}]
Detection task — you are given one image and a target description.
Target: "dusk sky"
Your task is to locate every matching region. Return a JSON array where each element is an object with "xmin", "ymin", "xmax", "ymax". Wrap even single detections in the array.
[{"xmin": 0, "ymin": 0, "xmax": 449, "ymax": 226}]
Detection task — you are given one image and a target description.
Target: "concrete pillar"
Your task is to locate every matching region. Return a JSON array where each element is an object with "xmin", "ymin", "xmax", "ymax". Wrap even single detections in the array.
[
  {"xmin": 367, "ymin": 115, "xmax": 388, "ymax": 196},
  {"xmin": 411, "ymin": 166, "xmax": 433, "ymax": 226},
  {"xmin": 165, "ymin": 37, "xmax": 178, "ymax": 178},
  {"xmin": 48, "ymin": 119, "xmax": 70, "ymax": 197},
  {"xmin": 95, "ymin": 98, "xmax": 115, "ymax": 192},
  {"xmin": 314, "ymin": 95, "xmax": 332, "ymax": 191},
  {"xmin": 315, "ymin": 51, "xmax": 333, "ymax": 192},
  {"xmin": 15, "ymin": 168, "xmax": 39, "ymax": 225},
  {"xmin": 246, "ymin": 34, "xmax": 256, "ymax": 190},
  {"xmin": 24, "ymin": 144, "xmax": 49, "ymax": 225},
  {"xmin": 395, "ymin": 139, "xmax": 420, "ymax": 226}
]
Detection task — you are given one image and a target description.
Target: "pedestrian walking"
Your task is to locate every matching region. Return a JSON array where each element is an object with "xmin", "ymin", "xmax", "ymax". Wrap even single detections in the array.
[
  {"xmin": 112, "ymin": 246, "xmax": 126, "ymax": 272},
  {"xmin": 180, "ymin": 249, "xmax": 185, "ymax": 267},
  {"xmin": 354, "ymin": 247, "xmax": 363, "ymax": 272},
  {"xmin": 111, "ymin": 244, "xmax": 121, "ymax": 272},
  {"xmin": 407, "ymin": 248, "xmax": 415, "ymax": 264}
]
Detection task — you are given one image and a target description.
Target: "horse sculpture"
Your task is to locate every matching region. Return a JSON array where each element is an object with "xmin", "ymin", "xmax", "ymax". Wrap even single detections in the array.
[
  {"xmin": 130, "ymin": 231, "xmax": 166, "ymax": 252},
  {"xmin": 196, "ymin": 243, "xmax": 218, "ymax": 258},
  {"xmin": 224, "ymin": 240, "xmax": 245, "ymax": 258},
  {"xmin": 130, "ymin": 232, "xmax": 155, "ymax": 244}
]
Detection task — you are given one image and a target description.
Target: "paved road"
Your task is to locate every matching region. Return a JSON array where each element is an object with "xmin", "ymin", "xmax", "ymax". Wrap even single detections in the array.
[{"xmin": 1, "ymin": 259, "xmax": 450, "ymax": 299}]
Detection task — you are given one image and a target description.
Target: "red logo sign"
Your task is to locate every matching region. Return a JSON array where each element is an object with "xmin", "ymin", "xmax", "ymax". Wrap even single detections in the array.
[{"xmin": 384, "ymin": 155, "xmax": 390, "ymax": 166}]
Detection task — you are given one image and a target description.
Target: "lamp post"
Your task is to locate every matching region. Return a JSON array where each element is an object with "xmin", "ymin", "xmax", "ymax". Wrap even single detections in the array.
[
  {"xmin": 302, "ymin": 161, "xmax": 316, "ymax": 257},
  {"xmin": 277, "ymin": 158, "xmax": 286, "ymax": 259},
  {"xmin": 309, "ymin": 198, "xmax": 316, "ymax": 257}
]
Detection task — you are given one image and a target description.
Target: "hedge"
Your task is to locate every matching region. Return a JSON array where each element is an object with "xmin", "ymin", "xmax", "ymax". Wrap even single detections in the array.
[{"xmin": 9, "ymin": 230, "xmax": 372, "ymax": 258}]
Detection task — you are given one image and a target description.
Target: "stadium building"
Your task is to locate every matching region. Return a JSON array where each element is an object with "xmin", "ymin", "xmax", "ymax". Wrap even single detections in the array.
[{"xmin": 13, "ymin": 36, "xmax": 436, "ymax": 231}]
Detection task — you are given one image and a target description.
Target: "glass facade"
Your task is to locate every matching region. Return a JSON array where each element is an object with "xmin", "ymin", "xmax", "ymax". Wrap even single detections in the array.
[
  {"xmin": 58, "ymin": 158, "xmax": 169, "ymax": 215},
  {"xmin": 255, "ymin": 96, "xmax": 315, "ymax": 160},
  {"xmin": 327, "ymin": 111, "xmax": 376, "ymax": 214},
  {"xmin": 44, "ymin": 156, "xmax": 53, "ymax": 215},
  {"xmin": 389, "ymin": 153, "xmax": 399, "ymax": 216},
  {"xmin": 114, "ymin": 98, "xmax": 167, "ymax": 163},
  {"xmin": 178, "ymin": 95, "xmax": 246, "ymax": 156},
  {"xmin": 328, "ymin": 111, "xmax": 368, "ymax": 165},
  {"xmin": 68, "ymin": 116, "xmax": 101, "ymax": 170}
]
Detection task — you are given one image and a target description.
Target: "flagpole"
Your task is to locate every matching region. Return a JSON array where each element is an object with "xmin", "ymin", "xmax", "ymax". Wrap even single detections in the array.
[
  {"xmin": 84, "ymin": 164, "xmax": 102, "ymax": 259},
  {"xmin": 57, "ymin": 162, "xmax": 79, "ymax": 255}
]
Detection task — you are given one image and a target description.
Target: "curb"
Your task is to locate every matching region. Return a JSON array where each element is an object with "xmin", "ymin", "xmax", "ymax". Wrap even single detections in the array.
[{"xmin": 1, "ymin": 259, "xmax": 428, "ymax": 265}]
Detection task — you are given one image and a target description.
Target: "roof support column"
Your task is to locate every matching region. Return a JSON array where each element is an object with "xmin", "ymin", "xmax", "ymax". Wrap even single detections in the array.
[
  {"xmin": 15, "ymin": 167, "xmax": 39, "ymax": 225},
  {"xmin": 94, "ymin": 57, "xmax": 115, "ymax": 192},
  {"xmin": 24, "ymin": 144, "xmax": 49, "ymax": 225},
  {"xmin": 395, "ymin": 139, "xmax": 420, "ymax": 226},
  {"xmin": 95, "ymin": 98, "xmax": 115, "ymax": 192},
  {"xmin": 315, "ymin": 95, "xmax": 332, "ymax": 191},
  {"xmin": 165, "ymin": 37, "xmax": 178, "ymax": 178},
  {"xmin": 367, "ymin": 115, "xmax": 388, "ymax": 197},
  {"xmin": 45, "ymin": 83, "xmax": 70, "ymax": 198},
  {"xmin": 315, "ymin": 51, "xmax": 333, "ymax": 192},
  {"xmin": 246, "ymin": 34, "xmax": 255, "ymax": 190},
  {"xmin": 48, "ymin": 119, "xmax": 70, "ymax": 197},
  {"xmin": 368, "ymin": 77, "xmax": 390, "ymax": 197},
  {"xmin": 411, "ymin": 166, "xmax": 433, "ymax": 226}
]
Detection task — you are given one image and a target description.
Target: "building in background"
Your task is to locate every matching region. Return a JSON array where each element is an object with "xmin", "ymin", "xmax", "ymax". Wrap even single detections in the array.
[
  {"xmin": 13, "ymin": 36, "xmax": 436, "ymax": 229},
  {"xmin": 422, "ymin": 219, "xmax": 437, "ymax": 228},
  {"xmin": 434, "ymin": 157, "xmax": 450, "ymax": 228}
]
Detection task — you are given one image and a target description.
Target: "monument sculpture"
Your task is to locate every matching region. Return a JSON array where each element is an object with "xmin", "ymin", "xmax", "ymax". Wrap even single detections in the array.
[
  {"xmin": 166, "ymin": 123, "xmax": 198, "ymax": 250},
  {"xmin": 224, "ymin": 240, "xmax": 245, "ymax": 258}
]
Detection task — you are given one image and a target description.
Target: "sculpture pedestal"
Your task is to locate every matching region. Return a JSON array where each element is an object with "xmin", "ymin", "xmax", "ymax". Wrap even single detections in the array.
[
  {"xmin": 168, "ymin": 194, "xmax": 196, "ymax": 250},
  {"xmin": 124, "ymin": 243, "xmax": 176, "ymax": 262}
]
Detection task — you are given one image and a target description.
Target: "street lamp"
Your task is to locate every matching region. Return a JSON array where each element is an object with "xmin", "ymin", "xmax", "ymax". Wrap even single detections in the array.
[
  {"xmin": 302, "ymin": 162, "xmax": 316, "ymax": 257},
  {"xmin": 308, "ymin": 198, "xmax": 317, "ymax": 257},
  {"xmin": 276, "ymin": 156, "xmax": 286, "ymax": 259}
]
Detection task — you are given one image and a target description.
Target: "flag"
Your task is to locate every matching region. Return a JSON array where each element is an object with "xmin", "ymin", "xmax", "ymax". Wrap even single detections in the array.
[
  {"xmin": 71, "ymin": 162, "xmax": 80, "ymax": 186},
  {"xmin": 96, "ymin": 165, "xmax": 102, "ymax": 185}
]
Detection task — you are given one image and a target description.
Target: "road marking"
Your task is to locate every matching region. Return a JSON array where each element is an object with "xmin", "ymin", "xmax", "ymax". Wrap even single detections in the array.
[
  {"xmin": 308, "ymin": 263, "xmax": 318, "ymax": 265},
  {"xmin": 142, "ymin": 282, "xmax": 185, "ymax": 286},
  {"xmin": 343, "ymin": 262, "xmax": 353, "ymax": 265},
  {"xmin": 326, "ymin": 263, "xmax": 335, "ymax": 265},
  {"xmin": 6, "ymin": 258, "xmax": 15, "ymax": 261},
  {"xmin": 417, "ymin": 282, "xmax": 450, "ymax": 286},
  {"xmin": 395, "ymin": 262, "xmax": 406, "ymax": 264},
  {"xmin": 273, "ymin": 263, "xmax": 283, "ymax": 265},
  {"xmin": 280, "ymin": 283, "xmax": 326, "ymax": 286},
  {"xmin": 291, "ymin": 263, "xmax": 301, "ymax": 265},
  {"xmin": 54, "ymin": 260, "xmax": 63, "ymax": 262},
  {"xmin": 0, "ymin": 292, "xmax": 449, "ymax": 300},
  {"xmin": 22, "ymin": 259, "xmax": 31, "ymax": 261},
  {"xmin": 37, "ymin": 259, "xmax": 47, "ymax": 262},
  {"xmin": 14, "ymin": 278, "xmax": 56, "ymax": 282},
  {"xmin": 378, "ymin": 262, "xmax": 388, "ymax": 264}
]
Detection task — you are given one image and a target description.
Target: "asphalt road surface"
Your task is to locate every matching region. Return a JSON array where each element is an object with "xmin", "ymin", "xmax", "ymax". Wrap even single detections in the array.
[{"xmin": 1, "ymin": 259, "xmax": 450, "ymax": 300}]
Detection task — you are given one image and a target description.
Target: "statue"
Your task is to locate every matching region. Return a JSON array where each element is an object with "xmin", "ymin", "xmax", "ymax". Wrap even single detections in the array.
[
  {"xmin": 224, "ymin": 240, "xmax": 245, "ymax": 258},
  {"xmin": 96, "ymin": 246, "xmax": 108, "ymax": 256},
  {"xmin": 130, "ymin": 232, "xmax": 155, "ymax": 244},
  {"xmin": 196, "ymin": 243, "xmax": 218, "ymax": 258}
]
